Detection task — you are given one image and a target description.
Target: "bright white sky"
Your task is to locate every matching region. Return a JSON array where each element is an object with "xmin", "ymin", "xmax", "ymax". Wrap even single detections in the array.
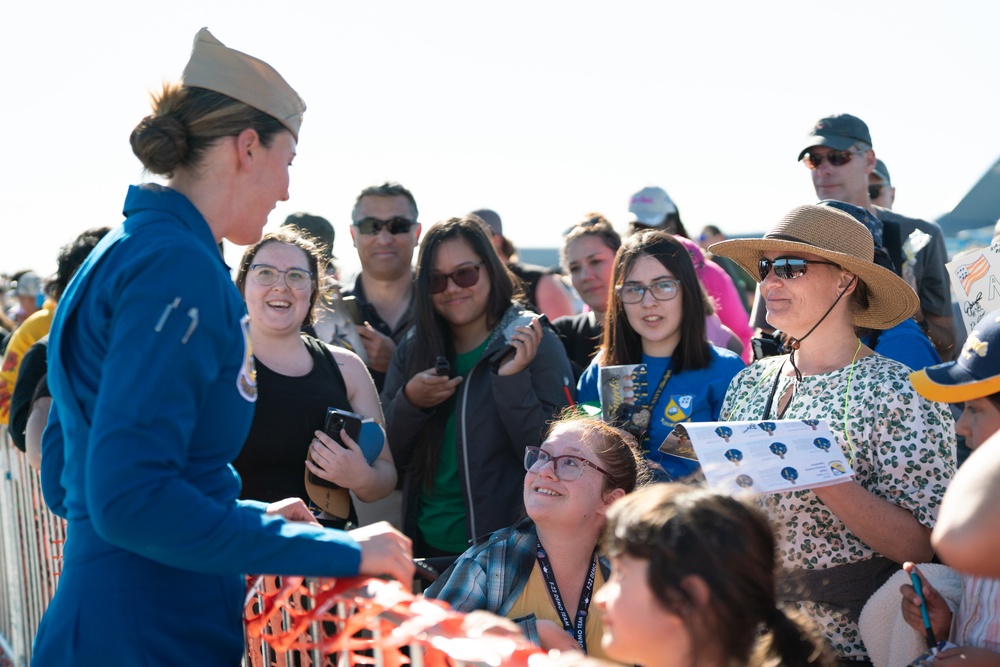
[{"xmin": 3, "ymin": 0, "xmax": 999, "ymax": 278}]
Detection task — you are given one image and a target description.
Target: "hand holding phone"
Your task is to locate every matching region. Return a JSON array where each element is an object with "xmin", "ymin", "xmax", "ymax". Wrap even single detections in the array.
[
  {"xmin": 323, "ymin": 407, "xmax": 364, "ymax": 448},
  {"xmin": 435, "ymin": 355, "xmax": 451, "ymax": 377}
]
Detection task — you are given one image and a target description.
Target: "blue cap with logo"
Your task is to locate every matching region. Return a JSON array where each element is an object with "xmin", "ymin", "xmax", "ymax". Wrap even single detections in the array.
[{"xmin": 910, "ymin": 309, "xmax": 1000, "ymax": 402}]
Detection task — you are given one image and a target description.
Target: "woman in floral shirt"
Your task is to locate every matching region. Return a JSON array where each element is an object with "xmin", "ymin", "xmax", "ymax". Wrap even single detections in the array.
[{"xmin": 711, "ymin": 205, "xmax": 955, "ymax": 666}]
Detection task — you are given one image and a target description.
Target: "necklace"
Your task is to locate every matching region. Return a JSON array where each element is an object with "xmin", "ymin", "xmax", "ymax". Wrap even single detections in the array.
[{"xmin": 753, "ymin": 339, "xmax": 863, "ymax": 458}]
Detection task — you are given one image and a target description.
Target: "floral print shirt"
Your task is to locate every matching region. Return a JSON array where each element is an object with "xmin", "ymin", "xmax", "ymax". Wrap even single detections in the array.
[{"xmin": 720, "ymin": 353, "xmax": 956, "ymax": 659}]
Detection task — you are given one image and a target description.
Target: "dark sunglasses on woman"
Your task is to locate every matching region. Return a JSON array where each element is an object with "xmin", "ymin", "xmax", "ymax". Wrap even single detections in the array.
[
  {"xmin": 429, "ymin": 262, "xmax": 484, "ymax": 294},
  {"xmin": 758, "ymin": 257, "xmax": 839, "ymax": 281}
]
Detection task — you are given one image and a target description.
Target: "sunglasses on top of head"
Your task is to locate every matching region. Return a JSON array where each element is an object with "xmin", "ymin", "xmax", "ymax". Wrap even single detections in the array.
[
  {"xmin": 429, "ymin": 262, "xmax": 485, "ymax": 294},
  {"xmin": 801, "ymin": 149, "xmax": 862, "ymax": 169},
  {"xmin": 757, "ymin": 257, "xmax": 840, "ymax": 281},
  {"xmin": 353, "ymin": 216, "xmax": 416, "ymax": 235}
]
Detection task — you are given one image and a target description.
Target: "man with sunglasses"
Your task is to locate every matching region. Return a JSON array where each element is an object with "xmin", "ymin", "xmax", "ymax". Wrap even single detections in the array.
[
  {"xmin": 869, "ymin": 159, "xmax": 895, "ymax": 209},
  {"xmin": 794, "ymin": 114, "xmax": 954, "ymax": 359},
  {"xmin": 344, "ymin": 182, "xmax": 422, "ymax": 393}
]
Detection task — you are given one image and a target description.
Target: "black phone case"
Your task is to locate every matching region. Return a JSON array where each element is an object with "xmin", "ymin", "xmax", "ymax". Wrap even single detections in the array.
[{"xmin": 308, "ymin": 408, "xmax": 364, "ymax": 489}]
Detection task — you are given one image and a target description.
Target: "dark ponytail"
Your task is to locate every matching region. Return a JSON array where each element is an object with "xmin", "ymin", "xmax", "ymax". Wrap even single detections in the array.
[
  {"xmin": 753, "ymin": 606, "xmax": 832, "ymax": 667},
  {"xmin": 603, "ymin": 486, "xmax": 834, "ymax": 667}
]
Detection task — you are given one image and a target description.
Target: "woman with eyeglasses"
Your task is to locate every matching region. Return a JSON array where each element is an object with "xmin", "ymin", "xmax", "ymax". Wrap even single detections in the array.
[
  {"xmin": 576, "ymin": 230, "xmax": 745, "ymax": 482},
  {"xmin": 33, "ymin": 29, "xmax": 412, "ymax": 666},
  {"xmin": 427, "ymin": 412, "xmax": 647, "ymax": 658},
  {"xmin": 382, "ymin": 216, "xmax": 574, "ymax": 558},
  {"xmin": 231, "ymin": 230, "xmax": 396, "ymax": 527},
  {"xmin": 553, "ymin": 214, "xmax": 621, "ymax": 374},
  {"xmin": 711, "ymin": 204, "xmax": 955, "ymax": 666}
]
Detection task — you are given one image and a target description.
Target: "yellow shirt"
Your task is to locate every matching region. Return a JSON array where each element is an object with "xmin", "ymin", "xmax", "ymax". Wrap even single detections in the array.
[
  {"xmin": 507, "ymin": 559, "xmax": 616, "ymax": 662},
  {"xmin": 0, "ymin": 307, "xmax": 54, "ymax": 424}
]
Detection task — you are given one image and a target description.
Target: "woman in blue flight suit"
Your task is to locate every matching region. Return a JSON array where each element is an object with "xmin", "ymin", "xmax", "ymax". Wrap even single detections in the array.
[{"xmin": 32, "ymin": 29, "xmax": 413, "ymax": 666}]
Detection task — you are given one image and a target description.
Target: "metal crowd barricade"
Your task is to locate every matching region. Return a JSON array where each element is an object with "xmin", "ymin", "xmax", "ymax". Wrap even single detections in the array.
[{"xmin": 0, "ymin": 424, "xmax": 66, "ymax": 667}]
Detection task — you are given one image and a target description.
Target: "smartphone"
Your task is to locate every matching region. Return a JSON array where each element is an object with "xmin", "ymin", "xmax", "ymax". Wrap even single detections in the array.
[
  {"xmin": 324, "ymin": 407, "xmax": 364, "ymax": 447},
  {"xmin": 341, "ymin": 295, "xmax": 364, "ymax": 325},
  {"xmin": 308, "ymin": 408, "xmax": 365, "ymax": 490},
  {"xmin": 490, "ymin": 312, "xmax": 549, "ymax": 369},
  {"xmin": 434, "ymin": 355, "xmax": 451, "ymax": 377}
]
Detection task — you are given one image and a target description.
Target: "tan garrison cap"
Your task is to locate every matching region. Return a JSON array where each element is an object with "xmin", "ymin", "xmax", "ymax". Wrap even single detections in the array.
[{"xmin": 181, "ymin": 28, "xmax": 306, "ymax": 140}]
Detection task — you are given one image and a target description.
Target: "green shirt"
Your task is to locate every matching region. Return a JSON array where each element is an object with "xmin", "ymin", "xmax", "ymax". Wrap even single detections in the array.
[{"xmin": 417, "ymin": 337, "xmax": 490, "ymax": 553}]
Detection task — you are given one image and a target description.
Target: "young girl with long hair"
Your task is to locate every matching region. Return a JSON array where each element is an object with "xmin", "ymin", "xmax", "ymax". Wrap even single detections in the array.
[
  {"xmin": 576, "ymin": 230, "xmax": 744, "ymax": 481},
  {"xmin": 596, "ymin": 484, "xmax": 833, "ymax": 667}
]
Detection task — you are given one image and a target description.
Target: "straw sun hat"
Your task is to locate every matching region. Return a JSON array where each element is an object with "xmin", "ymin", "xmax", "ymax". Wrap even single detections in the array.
[{"xmin": 710, "ymin": 204, "xmax": 919, "ymax": 330}]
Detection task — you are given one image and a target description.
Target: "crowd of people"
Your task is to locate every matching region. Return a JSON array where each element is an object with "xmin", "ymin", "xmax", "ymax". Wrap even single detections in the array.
[{"xmin": 0, "ymin": 27, "xmax": 996, "ymax": 667}]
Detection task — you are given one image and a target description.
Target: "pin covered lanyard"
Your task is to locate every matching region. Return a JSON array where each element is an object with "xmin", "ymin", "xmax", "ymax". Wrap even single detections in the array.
[
  {"xmin": 635, "ymin": 366, "xmax": 672, "ymax": 451},
  {"xmin": 535, "ymin": 542, "xmax": 598, "ymax": 653}
]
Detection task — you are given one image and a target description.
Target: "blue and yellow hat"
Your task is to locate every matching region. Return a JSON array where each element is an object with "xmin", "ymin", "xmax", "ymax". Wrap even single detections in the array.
[{"xmin": 910, "ymin": 309, "xmax": 1000, "ymax": 402}]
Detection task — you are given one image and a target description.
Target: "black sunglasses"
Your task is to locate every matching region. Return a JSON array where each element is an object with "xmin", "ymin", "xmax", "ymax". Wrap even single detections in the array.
[
  {"xmin": 758, "ymin": 257, "xmax": 839, "ymax": 281},
  {"xmin": 429, "ymin": 262, "xmax": 484, "ymax": 294},
  {"xmin": 868, "ymin": 184, "xmax": 885, "ymax": 200},
  {"xmin": 801, "ymin": 149, "xmax": 860, "ymax": 169},
  {"xmin": 353, "ymin": 216, "xmax": 416, "ymax": 235}
]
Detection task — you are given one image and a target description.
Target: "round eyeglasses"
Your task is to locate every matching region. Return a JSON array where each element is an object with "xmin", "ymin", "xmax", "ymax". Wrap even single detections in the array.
[
  {"xmin": 616, "ymin": 279, "xmax": 681, "ymax": 304},
  {"xmin": 524, "ymin": 446, "xmax": 614, "ymax": 482},
  {"xmin": 249, "ymin": 264, "xmax": 313, "ymax": 290}
]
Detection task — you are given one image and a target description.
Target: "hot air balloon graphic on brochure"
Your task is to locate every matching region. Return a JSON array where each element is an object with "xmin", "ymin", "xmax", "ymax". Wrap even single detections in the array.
[
  {"xmin": 715, "ymin": 426, "xmax": 733, "ymax": 442},
  {"xmin": 736, "ymin": 474, "xmax": 754, "ymax": 489},
  {"xmin": 829, "ymin": 461, "xmax": 847, "ymax": 476},
  {"xmin": 769, "ymin": 442, "xmax": 788, "ymax": 459},
  {"xmin": 759, "ymin": 421, "xmax": 777, "ymax": 436},
  {"xmin": 801, "ymin": 419, "xmax": 820, "ymax": 430},
  {"xmin": 780, "ymin": 467, "xmax": 799, "ymax": 483},
  {"xmin": 813, "ymin": 437, "xmax": 831, "ymax": 452},
  {"xmin": 724, "ymin": 449, "xmax": 743, "ymax": 466}
]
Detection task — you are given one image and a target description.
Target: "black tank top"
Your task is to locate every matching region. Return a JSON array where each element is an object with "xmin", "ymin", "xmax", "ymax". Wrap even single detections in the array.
[{"xmin": 233, "ymin": 335, "xmax": 351, "ymax": 506}]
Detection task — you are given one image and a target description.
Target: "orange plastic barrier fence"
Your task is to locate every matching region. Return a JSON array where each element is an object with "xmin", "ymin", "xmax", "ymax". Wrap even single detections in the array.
[
  {"xmin": 244, "ymin": 574, "xmax": 544, "ymax": 667},
  {"xmin": 3, "ymin": 425, "xmax": 541, "ymax": 667}
]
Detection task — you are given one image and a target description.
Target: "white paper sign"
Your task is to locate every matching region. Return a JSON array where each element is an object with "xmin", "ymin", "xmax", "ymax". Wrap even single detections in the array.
[
  {"xmin": 946, "ymin": 244, "xmax": 1000, "ymax": 336},
  {"xmin": 658, "ymin": 419, "xmax": 853, "ymax": 495}
]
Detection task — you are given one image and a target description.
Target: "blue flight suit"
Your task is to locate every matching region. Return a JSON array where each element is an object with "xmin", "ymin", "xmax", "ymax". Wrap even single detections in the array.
[{"xmin": 33, "ymin": 184, "xmax": 362, "ymax": 666}]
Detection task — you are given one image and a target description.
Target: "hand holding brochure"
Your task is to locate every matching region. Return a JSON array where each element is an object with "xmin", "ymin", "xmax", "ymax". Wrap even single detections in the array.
[{"xmin": 658, "ymin": 418, "xmax": 853, "ymax": 494}]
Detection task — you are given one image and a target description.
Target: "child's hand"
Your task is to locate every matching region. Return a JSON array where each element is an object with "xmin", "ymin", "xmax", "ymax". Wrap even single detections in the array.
[{"xmin": 899, "ymin": 563, "xmax": 952, "ymax": 643}]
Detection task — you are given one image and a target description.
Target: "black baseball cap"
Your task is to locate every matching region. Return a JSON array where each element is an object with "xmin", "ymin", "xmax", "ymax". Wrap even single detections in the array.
[{"xmin": 798, "ymin": 114, "xmax": 873, "ymax": 160}]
